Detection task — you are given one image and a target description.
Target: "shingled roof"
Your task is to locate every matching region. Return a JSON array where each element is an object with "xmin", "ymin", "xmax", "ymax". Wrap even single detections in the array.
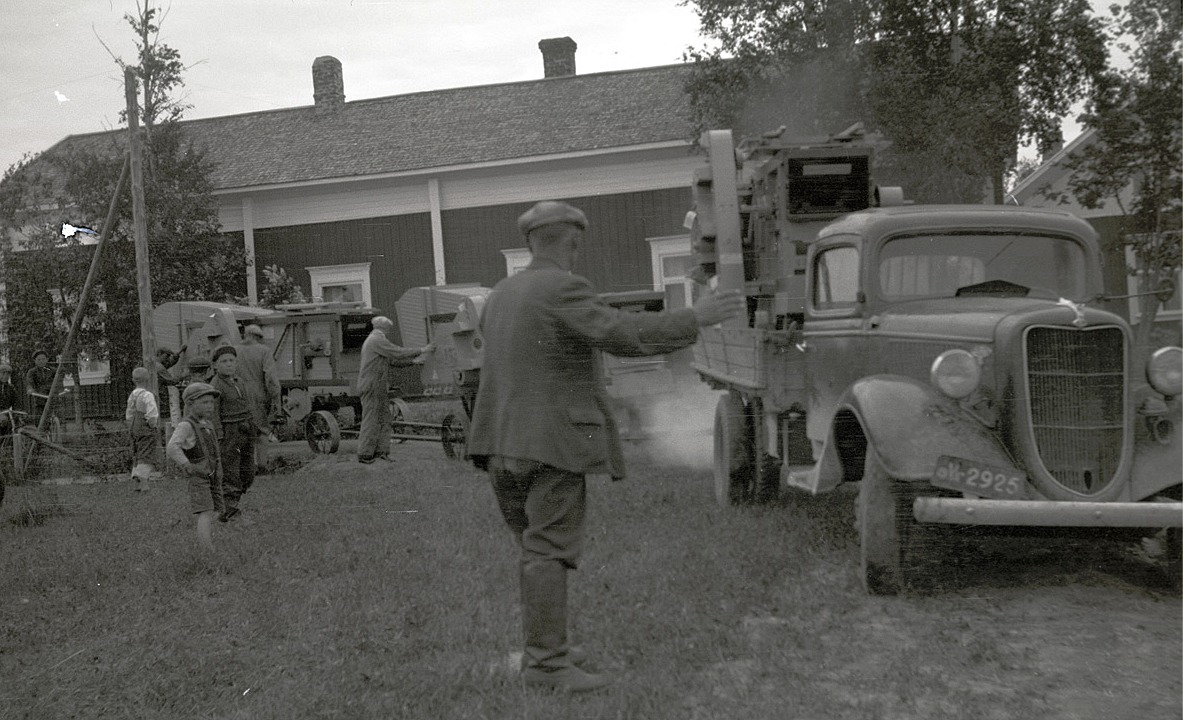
[{"xmin": 42, "ymin": 63, "xmax": 696, "ymax": 192}]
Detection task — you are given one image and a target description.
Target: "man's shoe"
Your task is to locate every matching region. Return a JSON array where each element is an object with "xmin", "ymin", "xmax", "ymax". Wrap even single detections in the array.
[
  {"xmin": 519, "ymin": 646, "xmax": 588, "ymax": 670},
  {"xmin": 375, "ymin": 453, "xmax": 393, "ymax": 462},
  {"xmin": 219, "ymin": 507, "xmax": 240, "ymax": 523},
  {"xmin": 522, "ymin": 665, "xmax": 610, "ymax": 693},
  {"xmin": 357, "ymin": 455, "xmax": 376, "ymax": 464}
]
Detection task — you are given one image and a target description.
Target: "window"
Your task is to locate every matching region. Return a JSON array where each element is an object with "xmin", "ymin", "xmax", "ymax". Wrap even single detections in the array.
[
  {"xmin": 813, "ymin": 246, "xmax": 860, "ymax": 310},
  {"xmin": 878, "ymin": 233, "xmax": 1087, "ymax": 301},
  {"xmin": 500, "ymin": 248, "xmax": 532, "ymax": 276},
  {"xmin": 647, "ymin": 236, "xmax": 694, "ymax": 309},
  {"xmin": 307, "ymin": 263, "xmax": 372, "ymax": 306}
]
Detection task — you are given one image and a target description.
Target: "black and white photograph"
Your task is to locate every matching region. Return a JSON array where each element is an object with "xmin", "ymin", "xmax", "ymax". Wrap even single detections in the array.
[{"xmin": 0, "ymin": 0, "xmax": 1179, "ymax": 717}]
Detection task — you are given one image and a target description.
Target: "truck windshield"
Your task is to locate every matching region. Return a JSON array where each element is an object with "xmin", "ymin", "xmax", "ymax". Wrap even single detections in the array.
[{"xmin": 878, "ymin": 233, "xmax": 1088, "ymax": 301}]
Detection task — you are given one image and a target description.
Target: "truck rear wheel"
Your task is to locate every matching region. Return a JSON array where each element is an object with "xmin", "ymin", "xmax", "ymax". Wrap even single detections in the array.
[
  {"xmin": 713, "ymin": 392, "xmax": 753, "ymax": 506},
  {"xmin": 858, "ymin": 447, "xmax": 934, "ymax": 595},
  {"xmin": 747, "ymin": 397, "xmax": 779, "ymax": 504}
]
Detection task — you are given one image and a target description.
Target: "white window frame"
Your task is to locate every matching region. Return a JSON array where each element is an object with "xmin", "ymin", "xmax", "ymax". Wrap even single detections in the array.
[
  {"xmin": 307, "ymin": 262, "xmax": 373, "ymax": 306},
  {"xmin": 501, "ymin": 248, "xmax": 532, "ymax": 276},
  {"xmin": 646, "ymin": 235, "xmax": 694, "ymax": 308},
  {"xmin": 1124, "ymin": 245, "xmax": 1182, "ymax": 324}
]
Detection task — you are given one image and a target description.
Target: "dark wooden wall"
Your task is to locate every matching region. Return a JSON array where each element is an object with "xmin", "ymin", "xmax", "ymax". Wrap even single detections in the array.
[
  {"xmin": 441, "ymin": 187, "xmax": 692, "ymax": 291},
  {"xmin": 250, "ymin": 212, "xmax": 436, "ymax": 323}
]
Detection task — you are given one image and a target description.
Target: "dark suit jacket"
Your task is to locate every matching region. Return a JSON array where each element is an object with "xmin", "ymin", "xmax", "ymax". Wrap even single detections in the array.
[{"xmin": 467, "ymin": 258, "xmax": 699, "ymax": 479}]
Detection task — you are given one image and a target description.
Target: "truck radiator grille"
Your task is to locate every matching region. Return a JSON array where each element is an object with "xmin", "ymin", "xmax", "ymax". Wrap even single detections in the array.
[{"xmin": 1024, "ymin": 326, "xmax": 1125, "ymax": 495}]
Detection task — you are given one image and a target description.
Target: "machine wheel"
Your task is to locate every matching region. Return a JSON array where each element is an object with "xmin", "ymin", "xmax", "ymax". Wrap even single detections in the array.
[
  {"xmin": 713, "ymin": 392, "xmax": 753, "ymax": 506},
  {"xmin": 441, "ymin": 412, "xmax": 467, "ymax": 460},
  {"xmin": 857, "ymin": 446, "xmax": 934, "ymax": 595},
  {"xmin": 389, "ymin": 398, "xmax": 411, "ymax": 444},
  {"xmin": 305, "ymin": 410, "xmax": 341, "ymax": 454}
]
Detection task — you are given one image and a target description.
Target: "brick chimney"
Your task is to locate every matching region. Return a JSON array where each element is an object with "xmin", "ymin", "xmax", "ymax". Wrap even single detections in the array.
[
  {"xmin": 538, "ymin": 37, "xmax": 577, "ymax": 78},
  {"xmin": 312, "ymin": 56, "xmax": 345, "ymax": 112}
]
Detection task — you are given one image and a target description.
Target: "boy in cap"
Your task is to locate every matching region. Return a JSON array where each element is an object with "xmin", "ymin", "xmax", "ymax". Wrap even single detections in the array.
[
  {"xmin": 167, "ymin": 382, "xmax": 223, "ymax": 552},
  {"xmin": 125, "ymin": 367, "xmax": 160, "ymax": 492},
  {"xmin": 209, "ymin": 344, "xmax": 255, "ymax": 522},
  {"xmin": 467, "ymin": 199, "xmax": 744, "ymax": 692}
]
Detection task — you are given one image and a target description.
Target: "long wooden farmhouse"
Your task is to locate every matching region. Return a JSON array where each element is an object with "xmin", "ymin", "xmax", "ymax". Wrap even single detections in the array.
[{"xmin": 36, "ymin": 38, "xmax": 704, "ymax": 347}]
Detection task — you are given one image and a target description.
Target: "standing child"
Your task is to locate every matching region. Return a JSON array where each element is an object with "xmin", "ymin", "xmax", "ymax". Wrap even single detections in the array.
[
  {"xmin": 209, "ymin": 345, "xmax": 255, "ymax": 522},
  {"xmin": 166, "ymin": 383, "xmax": 223, "ymax": 553},
  {"xmin": 125, "ymin": 367, "xmax": 160, "ymax": 492}
]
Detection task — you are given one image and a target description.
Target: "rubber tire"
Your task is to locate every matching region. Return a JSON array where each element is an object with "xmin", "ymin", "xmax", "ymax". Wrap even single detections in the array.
[
  {"xmin": 858, "ymin": 447, "xmax": 932, "ymax": 595},
  {"xmin": 305, "ymin": 410, "xmax": 341, "ymax": 454},
  {"xmin": 748, "ymin": 397, "xmax": 779, "ymax": 505},
  {"xmin": 713, "ymin": 392, "xmax": 753, "ymax": 506}
]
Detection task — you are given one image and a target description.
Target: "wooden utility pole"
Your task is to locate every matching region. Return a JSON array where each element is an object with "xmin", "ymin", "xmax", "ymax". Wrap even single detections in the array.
[{"xmin": 125, "ymin": 67, "xmax": 158, "ymax": 394}]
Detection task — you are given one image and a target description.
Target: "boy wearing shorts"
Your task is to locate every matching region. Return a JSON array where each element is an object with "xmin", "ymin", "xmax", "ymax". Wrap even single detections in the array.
[
  {"xmin": 166, "ymin": 382, "xmax": 223, "ymax": 552},
  {"xmin": 126, "ymin": 367, "xmax": 160, "ymax": 492}
]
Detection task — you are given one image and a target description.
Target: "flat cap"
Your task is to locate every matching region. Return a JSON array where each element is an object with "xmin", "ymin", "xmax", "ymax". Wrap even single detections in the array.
[
  {"xmin": 244, "ymin": 324, "xmax": 265, "ymax": 338},
  {"xmin": 517, "ymin": 201, "xmax": 588, "ymax": 236},
  {"xmin": 211, "ymin": 345, "xmax": 237, "ymax": 361},
  {"xmin": 187, "ymin": 356, "xmax": 210, "ymax": 371},
  {"xmin": 0, "ymin": 363, "xmax": 11, "ymax": 372},
  {"xmin": 33, "ymin": 349, "xmax": 49, "ymax": 360},
  {"xmin": 182, "ymin": 382, "xmax": 220, "ymax": 405}
]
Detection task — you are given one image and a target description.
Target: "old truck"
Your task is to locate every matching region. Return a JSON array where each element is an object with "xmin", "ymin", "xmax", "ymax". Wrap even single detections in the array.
[{"xmin": 687, "ymin": 126, "xmax": 1183, "ymax": 594}]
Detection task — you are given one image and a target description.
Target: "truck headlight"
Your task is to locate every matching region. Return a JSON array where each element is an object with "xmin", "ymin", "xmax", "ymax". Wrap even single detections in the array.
[
  {"xmin": 931, "ymin": 349, "xmax": 981, "ymax": 399},
  {"xmin": 1147, "ymin": 346, "xmax": 1182, "ymax": 397}
]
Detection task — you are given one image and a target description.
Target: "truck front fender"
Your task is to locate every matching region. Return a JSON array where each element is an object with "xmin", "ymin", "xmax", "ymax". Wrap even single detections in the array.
[
  {"xmin": 816, "ymin": 375, "xmax": 1014, "ymax": 489},
  {"xmin": 1129, "ymin": 393, "xmax": 1182, "ymax": 500}
]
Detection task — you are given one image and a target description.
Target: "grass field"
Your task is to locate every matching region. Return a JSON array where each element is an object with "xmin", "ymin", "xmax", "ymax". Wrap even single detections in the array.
[{"xmin": 1, "ymin": 437, "xmax": 1180, "ymax": 720}]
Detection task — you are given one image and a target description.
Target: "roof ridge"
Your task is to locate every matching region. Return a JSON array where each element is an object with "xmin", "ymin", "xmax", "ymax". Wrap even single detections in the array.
[{"xmin": 58, "ymin": 61, "xmax": 694, "ymax": 143}]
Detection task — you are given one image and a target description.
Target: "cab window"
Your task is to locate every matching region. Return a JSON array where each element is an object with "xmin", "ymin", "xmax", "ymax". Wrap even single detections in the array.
[{"xmin": 812, "ymin": 246, "xmax": 860, "ymax": 311}]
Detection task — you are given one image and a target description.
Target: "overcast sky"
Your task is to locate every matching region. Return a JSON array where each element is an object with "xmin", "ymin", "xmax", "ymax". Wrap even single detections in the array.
[
  {"xmin": 2, "ymin": 0, "xmax": 1119, "ymax": 175},
  {"xmin": 0, "ymin": 0, "xmax": 709, "ymax": 173}
]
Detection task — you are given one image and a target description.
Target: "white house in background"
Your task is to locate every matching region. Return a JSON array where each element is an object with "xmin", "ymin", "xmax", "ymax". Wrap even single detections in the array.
[{"xmin": 1010, "ymin": 128, "xmax": 1182, "ymax": 340}]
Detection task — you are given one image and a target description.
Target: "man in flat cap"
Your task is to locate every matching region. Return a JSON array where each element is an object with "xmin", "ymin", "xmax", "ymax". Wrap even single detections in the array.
[
  {"xmin": 467, "ymin": 200, "xmax": 744, "ymax": 692},
  {"xmin": 236, "ymin": 324, "xmax": 282, "ymax": 454},
  {"xmin": 356, "ymin": 316, "xmax": 433, "ymax": 464}
]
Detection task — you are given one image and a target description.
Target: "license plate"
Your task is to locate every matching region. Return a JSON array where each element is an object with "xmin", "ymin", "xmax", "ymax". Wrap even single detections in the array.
[{"xmin": 931, "ymin": 455, "xmax": 1029, "ymax": 500}]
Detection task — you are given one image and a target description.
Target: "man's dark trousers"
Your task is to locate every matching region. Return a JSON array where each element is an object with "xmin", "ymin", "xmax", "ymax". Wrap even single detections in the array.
[{"xmin": 490, "ymin": 459, "xmax": 586, "ymax": 670}]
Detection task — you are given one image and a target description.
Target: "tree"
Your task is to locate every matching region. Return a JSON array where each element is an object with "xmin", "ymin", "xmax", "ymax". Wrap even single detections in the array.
[
  {"xmin": 682, "ymin": 0, "xmax": 1109, "ymax": 203},
  {"xmin": 0, "ymin": 0, "xmax": 245, "ymax": 399},
  {"xmin": 1057, "ymin": 0, "xmax": 1181, "ymax": 354},
  {"xmin": 258, "ymin": 265, "xmax": 308, "ymax": 309}
]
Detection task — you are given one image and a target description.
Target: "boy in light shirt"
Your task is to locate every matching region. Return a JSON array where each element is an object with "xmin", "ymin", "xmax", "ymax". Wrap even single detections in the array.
[{"xmin": 125, "ymin": 367, "xmax": 159, "ymax": 492}]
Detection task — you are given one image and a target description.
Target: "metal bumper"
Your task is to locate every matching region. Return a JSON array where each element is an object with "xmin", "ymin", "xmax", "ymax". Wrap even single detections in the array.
[{"xmin": 913, "ymin": 498, "xmax": 1183, "ymax": 528}]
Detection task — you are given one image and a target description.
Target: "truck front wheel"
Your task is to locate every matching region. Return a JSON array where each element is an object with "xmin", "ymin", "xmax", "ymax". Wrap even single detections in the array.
[
  {"xmin": 858, "ymin": 447, "xmax": 933, "ymax": 595},
  {"xmin": 713, "ymin": 392, "xmax": 753, "ymax": 506}
]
